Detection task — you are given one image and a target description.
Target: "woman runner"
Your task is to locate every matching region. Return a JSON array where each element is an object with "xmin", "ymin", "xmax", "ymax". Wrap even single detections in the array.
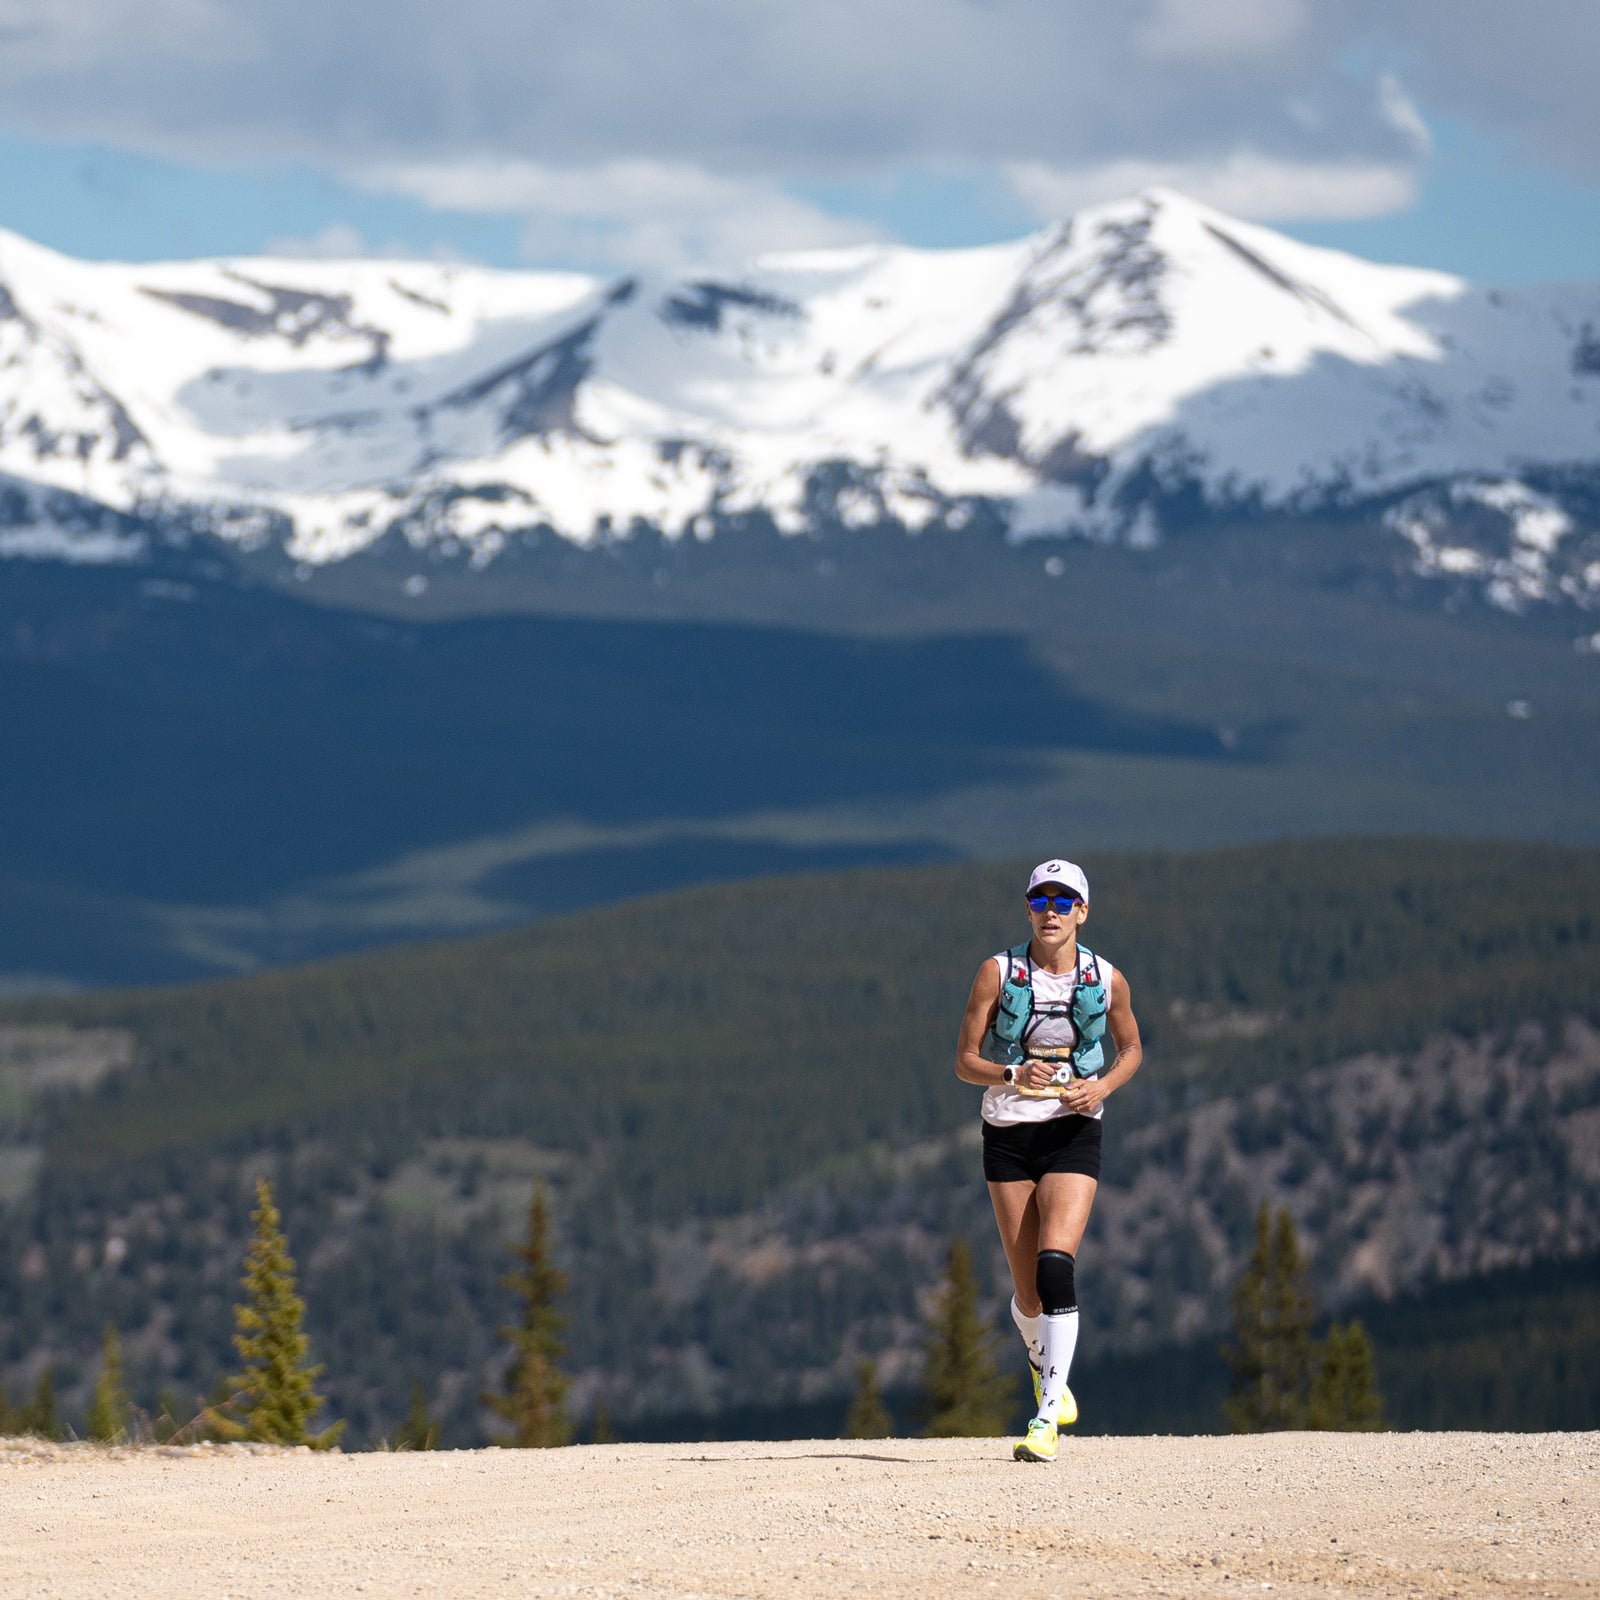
[{"xmin": 955, "ymin": 857, "xmax": 1144, "ymax": 1463}]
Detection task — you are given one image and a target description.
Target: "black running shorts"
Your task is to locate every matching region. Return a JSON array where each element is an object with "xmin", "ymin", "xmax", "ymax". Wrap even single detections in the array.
[{"xmin": 981, "ymin": 1114, "xmax": 1103, "ymax": 1183}]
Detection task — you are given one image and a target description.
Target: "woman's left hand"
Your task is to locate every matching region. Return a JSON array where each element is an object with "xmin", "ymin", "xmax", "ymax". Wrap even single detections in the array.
[{"xmin": 1058, "ymin": 1076, "xmax": 1108, "ymax": 1116}]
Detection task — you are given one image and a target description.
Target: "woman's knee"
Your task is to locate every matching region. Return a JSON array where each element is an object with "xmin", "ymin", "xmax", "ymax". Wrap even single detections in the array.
[{"xmin": 1035, "ymin": 1249, "xmax": 1076, "ymax": 1314}]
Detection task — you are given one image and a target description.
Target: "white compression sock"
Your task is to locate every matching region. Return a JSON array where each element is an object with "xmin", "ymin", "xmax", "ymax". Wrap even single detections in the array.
[
  {"xmin": 1036, "ymin": 1310, "xmax": 1079, "ymax": 1424},
  {"xmin": 1010, "ymin": 1295, "xmax": 1044, "ymax": 1367}
]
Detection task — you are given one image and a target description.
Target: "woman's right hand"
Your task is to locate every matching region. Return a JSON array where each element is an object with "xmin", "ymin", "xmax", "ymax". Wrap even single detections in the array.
[{"xmin": 1014, "ymin": 1059, "xmax": 1055, "ymax": 1092}]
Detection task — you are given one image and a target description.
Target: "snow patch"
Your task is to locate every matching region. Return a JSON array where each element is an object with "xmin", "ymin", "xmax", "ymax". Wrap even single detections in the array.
[
  {"xmin": 0, "ymin": 194, "xmax": 1597, "ymax": 615},
  {"xmin": 0, "ymin": 524, "xmax": 144, "ymax": 562}
]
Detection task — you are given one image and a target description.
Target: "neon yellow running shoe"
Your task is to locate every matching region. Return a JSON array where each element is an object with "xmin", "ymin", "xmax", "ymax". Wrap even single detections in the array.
[
  {"xmin": 1057, "ymin": 1384, "xmax": 1078, "ymax": 1428},
  {"xmin": 1013, "ymin": 1418, "xmax": 1058, "ymax": 1463},
  {"xmin": 1030, "ymin": 1364, "xmax": 1078, "ymax": 1429}
]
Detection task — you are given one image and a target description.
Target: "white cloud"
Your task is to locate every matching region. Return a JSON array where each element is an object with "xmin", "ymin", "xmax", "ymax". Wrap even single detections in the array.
[
  {"xmin": 1005, "ymin": 151, "xmax": 1419, "ymax": 223},
  {"xmin": 1377, "ymin": 73, "xmax": 1432, "ymax": 157},
  {"xmin": 1, "ymin": 0, "xmax": 1597, "ymax": 269},
  {"xmin": 1345, "ymin": 0, "xmax": 1600, "ymax": 184},
  {"xmin": 362, "ymin": 159, "xmax": 883, "ymax": 273},
  {"xmin": 1139, "ymin": 0, "xmax": 1309, "ymax": 60},
  {"xmin": 0, "ymin": 0, "xmax": 239, "ymax": 74},
  {"xmin": 259, "ymin": 222, "xmax": 466, "ymax": 262},
  {"xmin": 0, "ymin": 1, "xmax": 1437, "ymax": 175},
  {"xmin": 260, "ymin": 222, "xmax": 372, "ymax": 259}
]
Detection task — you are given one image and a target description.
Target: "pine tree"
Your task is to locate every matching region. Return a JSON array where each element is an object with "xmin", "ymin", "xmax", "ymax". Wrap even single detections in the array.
[
  {"xmin": 484, "ymin": 1183, "xmax": 570, "ymax": 1447},
  {"xmin": 153, "ymin": 1391, "xmax": 181, "ymax": 1444},
  {"xmin": 920, "ymin": 1236, "xmax": 1015, "ymax": 1437},
  {"xmin": 841, "ymin": 1358, "xmax": 894, "ymax": 1439},
  {"xmin": 392, "ymin": 1381, "xmax": 440, "ymax": 1450},
  {"xmin": 20, "ymin": 1367, "xmax": 61, "ymax": 1441},
  {"xmin": 222, "ymin": 1178, "xmax": 343, "ymax": 1448},
  {"xmin": 1222, "ymin": 1202, "xmax": 1317, "ymax": 1432},
  {"xmin": 1307, "ymin": 1321, "xmax": 1386, "ymax": 1431},
  {"xmin": 86, "ymin": 1324, "xmax": 134, "ymax": 1443}
]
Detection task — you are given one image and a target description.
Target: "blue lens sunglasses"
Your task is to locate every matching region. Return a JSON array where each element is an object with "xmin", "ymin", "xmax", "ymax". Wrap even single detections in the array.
[{"xmin": 1027, "ymin": 894, "xmax": 1081, "ymax": 913}]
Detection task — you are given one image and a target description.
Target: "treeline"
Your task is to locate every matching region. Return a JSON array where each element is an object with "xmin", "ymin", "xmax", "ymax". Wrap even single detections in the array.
[
  {"xmin": 1037, "ymin": 1250, "xmax": 1600, "ymax": 1438},
  {"xmin": 2, "ymin": 1193, "xmax": 1391, "ymax": 1448},
  {"xmin": 2, "ymin": 1178, "xmax": 534, "ymax": 1449},
  {"xmin": 12, "ymin": 838, "xmax": 1600, "ymax": 1215}
]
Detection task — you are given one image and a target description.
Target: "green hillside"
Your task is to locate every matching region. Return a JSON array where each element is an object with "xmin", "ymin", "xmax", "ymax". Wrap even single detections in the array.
[
  {"xmin": 7, "ymin": 531, "xmax": 1600, "ymax": 986},
  {"xmin": 16, "ymin": 837, "xmax": 1600, "ymax": 1208},
  {"xmin": 2, "ymin": 838, "xmax": 1598, "ymax": 1443}
]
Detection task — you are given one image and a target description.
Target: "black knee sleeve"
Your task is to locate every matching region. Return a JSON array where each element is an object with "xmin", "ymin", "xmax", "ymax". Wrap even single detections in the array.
[{"xmin": 1036, "ymin": 1250, "xmax": 1077, "ymax": 1315}]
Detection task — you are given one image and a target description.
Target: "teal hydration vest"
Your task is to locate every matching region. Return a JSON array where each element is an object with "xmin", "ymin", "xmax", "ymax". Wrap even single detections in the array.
[{"xmin": 982, "ymin": 941, "xmax": 1109, "ymax": 1079}]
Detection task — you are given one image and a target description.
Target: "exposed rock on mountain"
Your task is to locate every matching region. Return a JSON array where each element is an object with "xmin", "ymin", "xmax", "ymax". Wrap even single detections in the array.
[{"xmin": 2, "ymin": 190, "xmax": 1598, "ymax": 613}]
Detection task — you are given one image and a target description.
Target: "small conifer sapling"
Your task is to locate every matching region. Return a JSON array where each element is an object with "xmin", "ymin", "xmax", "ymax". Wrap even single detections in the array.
[
  {"xmin": 842, "ymin": 1358, "xmax": 894, "ymax": 1439},
  {"xmin": 222, "ymin": 1178, "xmax": 343, "ymax": 1448},
  {"xmin": 1308, "ymin": 1321, "xmax": 1386, "ymax": 1431},
  {"xmin": 920, "ymin": 1236, "xmax": 1015, "ymax": 1437},
  {"xmin": 1222, "ymin": 1203, "xmax": 1316, "ymax": 1432},
  {"xmin": 393, "ymin": 1381, "xmax": 440, "ymax": 1450},
  {"xmin": 484, "ymin": 1183, "xmax": 570, "ymax": 1447},
  {"xmin": 20, "ymin": 1368, "xmax": 61, "ymax": 1441},
  {"xmin": 86, "ymin": 1324, "xmax": 134, "ymax": 1443}
]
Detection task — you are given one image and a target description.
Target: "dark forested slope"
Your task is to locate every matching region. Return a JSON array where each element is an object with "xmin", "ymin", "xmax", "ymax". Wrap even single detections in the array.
[{"xmin": 2, "ymin": 839, "xmax": 1597, "ymax": 1442}]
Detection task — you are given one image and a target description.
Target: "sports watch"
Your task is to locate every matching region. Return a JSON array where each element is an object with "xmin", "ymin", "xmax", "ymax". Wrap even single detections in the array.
[{"xmin": 1002, "ymin": 1064, "xmax": 1017, "ymax": 1085}]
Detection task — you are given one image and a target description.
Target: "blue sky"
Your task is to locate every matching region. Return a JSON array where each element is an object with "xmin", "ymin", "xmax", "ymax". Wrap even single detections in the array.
[{"xmin": 0, "ymin": 2, "xmax": 1595, "ymax": 282}]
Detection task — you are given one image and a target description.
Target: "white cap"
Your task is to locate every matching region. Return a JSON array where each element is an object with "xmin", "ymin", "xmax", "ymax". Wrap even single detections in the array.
[{"xmin": 1027, "ymin": 858, "xmax": 1089, "ymax": 902}]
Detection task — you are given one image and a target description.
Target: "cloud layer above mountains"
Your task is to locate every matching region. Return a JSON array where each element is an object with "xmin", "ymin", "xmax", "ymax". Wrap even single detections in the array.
[{"xmin": 0, "ymin": 0, "xmax": 1594, "ymax": 269}]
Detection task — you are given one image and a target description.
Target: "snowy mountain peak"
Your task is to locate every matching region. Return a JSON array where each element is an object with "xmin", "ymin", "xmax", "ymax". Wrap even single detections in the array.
[{"xmin": 1, "ymin": 195, "xmax": 1597, "ymax": 613}]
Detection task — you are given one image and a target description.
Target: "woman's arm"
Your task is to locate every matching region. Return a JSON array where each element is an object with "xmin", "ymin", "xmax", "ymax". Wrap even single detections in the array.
[
  {"xmin": 955, "ymin": 960, "xmax": 1060, "ymax": 1092},
  {"xmin": 1057, "ymin": 967, "xmax": 1143, "ymax": 1116},
  {"xmin": 954, "ymin": 960, "xmax": 1012, "ymax": 1087}
]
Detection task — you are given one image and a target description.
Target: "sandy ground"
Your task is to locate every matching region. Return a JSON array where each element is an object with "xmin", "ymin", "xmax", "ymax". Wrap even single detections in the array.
[{"xmin": 2, "ymin": 1432, "xmax": 1595, "ymax": 1599}]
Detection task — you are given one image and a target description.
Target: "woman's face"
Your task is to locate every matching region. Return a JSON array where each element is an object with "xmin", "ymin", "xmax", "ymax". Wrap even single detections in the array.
[{"xmin": 1026, "ymin": 886, "xmax": 1085, "ymax": 935}]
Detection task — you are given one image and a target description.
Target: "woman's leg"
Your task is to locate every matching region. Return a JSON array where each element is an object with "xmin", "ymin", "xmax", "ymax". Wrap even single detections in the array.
[
  {"xmin": 986, "ymin": 1180, "xmax": 1041, "ymax": 1316},
  {"xmin": 1029, "ymin": 1173, "xmax": 1097, "ymax": 1424},
  {"xmin": 1035, "ymin": 1172, "xmax": 1097, "ymax": 1254}
]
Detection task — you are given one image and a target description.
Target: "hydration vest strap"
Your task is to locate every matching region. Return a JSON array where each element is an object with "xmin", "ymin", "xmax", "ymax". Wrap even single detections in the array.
[
  {"xmin": 1067, "ymin": 944, "xmax": 1109, "ymax": 1078},
  {"xmin": 989, "ymin": 941, "xmax": 1034, "ymax": 1054}
]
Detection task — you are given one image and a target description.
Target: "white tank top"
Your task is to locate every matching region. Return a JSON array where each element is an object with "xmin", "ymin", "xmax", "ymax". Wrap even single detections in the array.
[{"xmin": 981, "ymin": 946, "xmax": 1117, "ymax": 1127}]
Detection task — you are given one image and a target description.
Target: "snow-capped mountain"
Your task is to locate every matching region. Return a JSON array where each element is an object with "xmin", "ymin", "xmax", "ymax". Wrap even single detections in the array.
[{"xmin": 3, "ymin": 189, "xmax": 1599, "ymax": 613}]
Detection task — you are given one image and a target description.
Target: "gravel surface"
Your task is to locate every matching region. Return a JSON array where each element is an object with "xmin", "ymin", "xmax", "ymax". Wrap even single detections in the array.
[{"xmin": 3, "ymin": 1432, "xmax": 1595, "ymax": 1598}]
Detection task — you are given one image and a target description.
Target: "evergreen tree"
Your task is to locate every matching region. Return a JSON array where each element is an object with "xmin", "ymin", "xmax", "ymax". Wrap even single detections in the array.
[
  {"xmin": 1308, "ymin": 1321, "xmax": 1386, "ymax": 1431},
  {"xmin": 86, "ymin": 1324, "xmax": 134, "ymax": 1443},
  {"xmin": 153, "ymin": 1391, "xmax": 182, "ymax": 1445},
  {"xmin": 222, "ymin": 1179, "xmax": 343, "ymax": 1448},
  {"xmin": 841, "ymin": 1358, "xmax": 894, "ymax": 1439},
  {"xmin": 484, "ymin": 1183, "xmax": 570, "ymax": 1447},
  {"xmin": 1223, "ymin": 1203, "xmax": 1317, "ymax": 1432},
  {"xmin": 920, "ymin": 1236, "xmax": 1015, "ymax": 1437},
  {"xmin": 392, "ymin": 1381, "xmax": 440, "ymax": 1450},
  {"xmin": 19, "ymin": 1367, "xmax": 61, "ymax": 1441}
]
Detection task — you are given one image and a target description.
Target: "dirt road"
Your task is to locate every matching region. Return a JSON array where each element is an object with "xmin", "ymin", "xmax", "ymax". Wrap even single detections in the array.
[{"xmin": 3, "ymin": 1432, "xmax": 1595, "ymax": 1598}]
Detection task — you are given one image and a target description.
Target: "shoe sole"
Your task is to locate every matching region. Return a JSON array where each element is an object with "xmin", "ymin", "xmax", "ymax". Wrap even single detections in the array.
[{"xmin": 1012, "ymin": 1441, "xmax": 1057, "ymax": 1463}]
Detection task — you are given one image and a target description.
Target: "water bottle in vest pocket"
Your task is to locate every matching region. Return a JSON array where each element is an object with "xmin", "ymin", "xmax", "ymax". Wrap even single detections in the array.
[
  {"xmin": 984, "ymin": 942, "xmax": 1033, "ymax": 1063},
  {"xmin": 1068, "ymin": 953, "xmax": 1109, "ymax": 1078}
]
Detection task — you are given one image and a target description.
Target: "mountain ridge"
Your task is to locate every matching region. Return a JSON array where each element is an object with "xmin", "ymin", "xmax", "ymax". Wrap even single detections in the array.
[{"xmin": 3, "ymin": 189, "xmax": 1598, "ymax": 619}]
